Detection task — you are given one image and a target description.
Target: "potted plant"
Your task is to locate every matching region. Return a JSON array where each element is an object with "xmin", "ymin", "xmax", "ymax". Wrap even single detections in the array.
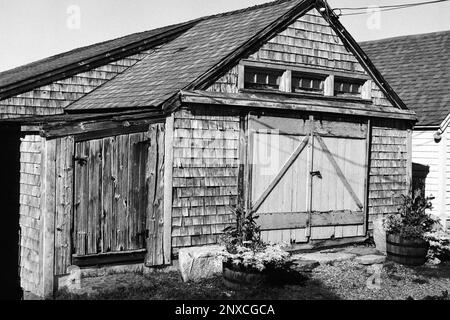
[
  {"xmin": 384, "ymin": 192, "xmax": 436, "ymax": 266},
  {"xmin": 219, "ymin": 206, "xmax": 299, "ymax": 289}
]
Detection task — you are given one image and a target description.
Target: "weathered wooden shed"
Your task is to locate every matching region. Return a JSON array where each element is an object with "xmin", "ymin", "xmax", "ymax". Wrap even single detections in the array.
[
  {"xmin": 0, "ymin": 0, "xmax": 416, "ymax": 299},
  {"xmin": 362, "ymin": 31, "xmax": 450, "ymax": 230}
]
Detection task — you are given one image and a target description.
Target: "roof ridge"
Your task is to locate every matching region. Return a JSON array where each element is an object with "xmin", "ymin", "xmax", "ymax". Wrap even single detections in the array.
[
  {"xmin": 0, "ymin": 0, "xmax": 295, "ymax": 76},
  {"xmin": 360, "ymin": 29, "xmax": 450, "ymax": 45},
  {"xmin": 199, "ymin": 0, "xmax": 295, "ymax": 20}
]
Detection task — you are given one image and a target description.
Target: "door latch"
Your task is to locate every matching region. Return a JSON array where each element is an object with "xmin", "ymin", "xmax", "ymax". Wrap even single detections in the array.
[
  {"xmin": 74, "ymin": 156, "xmax": 88, "ymax": 166},
  {"xmin": 310, "ymin": 171, "xmax": 322, "ymax": 179}
]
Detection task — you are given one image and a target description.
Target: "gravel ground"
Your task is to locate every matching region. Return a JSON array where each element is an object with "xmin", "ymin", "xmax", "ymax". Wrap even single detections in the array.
[
  {"xmin": 309, "ymin": 260, "xmax": 450, "ymax": 300},
  {"xmin": 56, "ymin": 259, "xmax": 450, "ymax": 300}
]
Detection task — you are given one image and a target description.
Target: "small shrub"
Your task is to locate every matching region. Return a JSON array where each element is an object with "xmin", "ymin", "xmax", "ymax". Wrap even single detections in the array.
[
  {"xmin": 425, "ymin": 230, "xmax": 450, "ymax": 261},
  {"xmin": 219, "ymin": 205, "xmax": 295, "ymax": 282},
  {"xmin": 384, "ymin": 193, "xmax": 435, "ymax": 240}
]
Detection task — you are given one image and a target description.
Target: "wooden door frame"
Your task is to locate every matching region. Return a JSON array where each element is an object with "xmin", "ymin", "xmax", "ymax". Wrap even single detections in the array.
[
  {"xmin": 241, "ymin": 113, "xmax": 372, "ymax": 239},
  {"xmin": 69, "ymin": 125, "xmax": 169, "ymax": 267}
]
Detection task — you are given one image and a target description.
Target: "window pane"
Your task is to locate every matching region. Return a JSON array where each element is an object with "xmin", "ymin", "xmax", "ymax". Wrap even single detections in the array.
[
  {"xmin": 256, "ymin": 73, "xmax": 267, "ymax": 84},
  {"xmin": 293, "ymin": 75, "xmax": 324, "ymax": 94},
  {"xmin": 335, "ymin": 79, "xmax": 362, "ymax": 97},
  {"xmin": 244, "ymin": 68, "xmax": 282, "ymax": 90}
]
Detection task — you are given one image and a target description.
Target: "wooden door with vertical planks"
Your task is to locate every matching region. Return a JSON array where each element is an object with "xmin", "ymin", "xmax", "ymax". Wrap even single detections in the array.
[
  {"xmin": 309, "ymin": 118, "xmax": 368, "ymax": 240},
  {"xmin": 72, "ymin": 125, "xmax": 165, "ymax": 266},
  {"xmin": 249, "ymin": 114, "xmax": 369, "ymax": 244}
]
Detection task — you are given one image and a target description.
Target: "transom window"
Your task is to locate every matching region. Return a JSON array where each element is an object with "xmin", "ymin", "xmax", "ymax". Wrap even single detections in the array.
[
  {"xmin": 334, "ymin": 79, "xmax": 363, "ymax": 97},
  {"xmin": 292, "ymin": 74, "xmax": 324, "ymax": 94},
  {"xmin": 241, "ymin": 65, "xmax": 370, "ymax": 100},
  {"xmin": 244, "ymin": 68, "xmax": 282, "ymax": 90}
]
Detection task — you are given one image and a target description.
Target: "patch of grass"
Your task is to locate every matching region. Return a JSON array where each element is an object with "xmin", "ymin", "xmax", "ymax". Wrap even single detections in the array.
[{"xmin": 55, "ymin": 271, "xmax": 339, "ymax": 300}]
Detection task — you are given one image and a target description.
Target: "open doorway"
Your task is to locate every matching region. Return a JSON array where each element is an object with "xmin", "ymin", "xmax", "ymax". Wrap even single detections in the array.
[{"xmin": 0, "ymin": 126, "xmax": 22, "ymax": 300}]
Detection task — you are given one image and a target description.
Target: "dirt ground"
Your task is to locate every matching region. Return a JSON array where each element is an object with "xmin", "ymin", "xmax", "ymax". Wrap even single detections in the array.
[{"xmin": 56, "ymin": 259, "xmax": 450, "ymax": 300}]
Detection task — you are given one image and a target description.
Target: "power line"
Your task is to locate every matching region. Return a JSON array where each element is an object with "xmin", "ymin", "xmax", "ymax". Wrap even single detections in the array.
[
  {"xmin": 334, "ymin": 0, "xmax": 450, "ymax": 17},
  {"xmin": 339, "ymin": 0, "xmax": 449, "ymax": 10}
]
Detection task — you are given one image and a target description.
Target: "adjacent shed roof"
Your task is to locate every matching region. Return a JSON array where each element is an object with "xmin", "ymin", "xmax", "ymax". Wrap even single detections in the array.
[
  {"xmin": 361, "ymin": 30, "xmax": 450, "ymax": 127},
  {"xmin": 0, "ymin": 21, "xmax": 197, "ymax": 99}
]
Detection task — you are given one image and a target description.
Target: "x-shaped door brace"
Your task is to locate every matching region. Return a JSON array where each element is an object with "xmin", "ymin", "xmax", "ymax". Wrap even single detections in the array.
[{"xmin": 251, "ymin": 134, "xmax": 364, "ymax": 213}]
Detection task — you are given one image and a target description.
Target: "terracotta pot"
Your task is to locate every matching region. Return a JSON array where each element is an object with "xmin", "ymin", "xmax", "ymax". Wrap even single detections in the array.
[
  {"xmin": 222, "ymin": 262, "xmax": 267, "ymax": 290},
  {"xmin": 386, "ymin": 233, "xmax": 429, "ymax": 266}
]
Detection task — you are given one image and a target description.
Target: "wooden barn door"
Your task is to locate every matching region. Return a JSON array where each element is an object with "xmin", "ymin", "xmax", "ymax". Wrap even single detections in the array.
[
  {"xmin": 309, "ymin": 119, "xmax": 368, "ymax": 240},
  {"xmin": 72, "ymin": 125, "xmax": 165, "ymax": 266},
  {"xmin": 248, "ymin": 114, "xmax": 369, "ymax": 244}
]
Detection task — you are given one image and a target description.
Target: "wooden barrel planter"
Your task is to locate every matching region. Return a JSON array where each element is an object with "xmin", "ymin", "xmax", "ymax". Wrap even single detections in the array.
[
  {"xmin": 386, "ymin": 233, "xmax": 429, "ymax": 266},
  {"xmin": 222, "ymin": 262, "xmax": 268, "ymax": 290}
]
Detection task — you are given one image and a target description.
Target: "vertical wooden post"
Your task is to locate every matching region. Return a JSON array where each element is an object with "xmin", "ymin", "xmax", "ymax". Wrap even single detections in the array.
[
  {"xmin": 237, "ymin": 64, "xmax": 245, "ymax": 90},
  {"xmin": 363, "ymin": 120, "xmax": 372, "ymax": 235},
  {"xmin": 163, "ymin": 114, "xmax": 174, "ymax": 264},
  {"xmin": 238, "ymin": 113, "xmax": 248, "ymax": 208},
  {"xmin": 306, "ymin": 115, "xmax": 314, "ymax": 238},
  {"xmin": 324, "ymin": 75, "xmax": 335, "ymax": 96},
  {"xmin": 40, "ymin": 138, "xmax": 57, "ymax": 298},
  {"xmin": 406, "ymin": 128, "xmax": 413, "ymax": 193},
  {"xmin": 280, "ymin": 70, "xmax": 292, "ymax": 93},
  {"xmin": 54, "ymin": 136, "xmax": 74, "ymax": 275},
  {"xmin": 362, "ymin": 80, "xmax": 373, "ymax": 100},
  {"xmin": 245, "ymin": 114, "xmax": 254, "ymax": 211}
]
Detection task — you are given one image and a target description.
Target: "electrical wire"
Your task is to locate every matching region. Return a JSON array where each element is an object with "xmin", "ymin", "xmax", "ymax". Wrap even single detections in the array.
[
  {"xmin": 334, "ymin": 0, "xmax": 450, "ymax": 17},
  {"xmin": 338, "ymin": 0, "xmax": 449, "ymax": 10}
]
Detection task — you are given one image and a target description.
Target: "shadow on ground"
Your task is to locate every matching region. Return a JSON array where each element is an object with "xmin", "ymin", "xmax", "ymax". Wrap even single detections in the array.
[{"xmin": 55, "ymin": 271, "xmax": 341, "ymax": 300}]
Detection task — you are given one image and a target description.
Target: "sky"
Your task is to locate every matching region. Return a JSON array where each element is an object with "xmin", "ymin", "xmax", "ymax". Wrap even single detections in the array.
[{"xmin": 0, "ymin": 0, "xmax": 449, "ymax": 72}]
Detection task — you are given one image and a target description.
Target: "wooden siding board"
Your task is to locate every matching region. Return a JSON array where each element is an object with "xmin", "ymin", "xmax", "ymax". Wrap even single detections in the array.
[{"xmin": 54, "ymin": 136, "xmax": 74, "ymax": 275}]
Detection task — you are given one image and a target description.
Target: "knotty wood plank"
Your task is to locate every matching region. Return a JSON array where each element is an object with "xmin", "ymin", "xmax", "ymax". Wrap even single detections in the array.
[
  {"xmin": 137, "ymin": 132, "xmax": 149, "ymax": 250},
  {"xmin": 155, "ymin": 124, "xmax": 166, "ymax": 264},
  {"xmin": 128, "ymin": 133, "xmax": 142, "ymax": 250},
  {"xmin": 251, "ymin": 135, "xmax": 309, "ymax": 213},
  {"xmin": 316, "ymin": 135, "xmax": 364, "ymax": 209},
  {"xmin": 163, "ymin": 115, "xmax": 173, "ymax": 264},
  {"xmin": 88, "ymin": 139, "xmax": 102, "ymax": 254},
  {"xmin": 54, "ymin": 136, "xmax": 74, "ymax": 275},
  {"xmin": 41, "ymin": 138, "xmax": 56, "ymax": 298},
  {"xmin": 145, "ymin": 126, "xmax": 158, "ymax": 266},
  {"xmin": 306, "ymin": 115, "xmax": 314, "ymax": 237},
  {"xmin": 102, "ymin": 137, "xmax": 113, "ymax": 253},
  {"xmin": 115, "ymin": 134, "xmax": 129, "ymax": 251}
]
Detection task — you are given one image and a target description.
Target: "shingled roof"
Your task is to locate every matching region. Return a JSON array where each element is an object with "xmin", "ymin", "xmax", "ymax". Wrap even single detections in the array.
[
  {"xmin": 66, "ymin": 0, "xmax": 306, "ymax": 111},
  {"xmin": 361, "ymin": 30, "xmax": 450, "ymax": 127},
  {"xmin": 0, "ymin": 0, "xmax": 410, "ymax": 116}
]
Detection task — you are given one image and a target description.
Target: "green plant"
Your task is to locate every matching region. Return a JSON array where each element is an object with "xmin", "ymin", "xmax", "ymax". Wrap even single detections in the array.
[
  {"xmin": 219, "ymin": 206, "xmax": 295, "ymax": 280},
  {"xmin": 384, "ymin": 192, "xmax": 435, "ymax": 240},
  {"xmin": 425, "ymin": 230, "xmax": 450, "ymax": 261},
  {"xmin": 220, "ymin": 205, "xmax": 264, "ymax": 253}
]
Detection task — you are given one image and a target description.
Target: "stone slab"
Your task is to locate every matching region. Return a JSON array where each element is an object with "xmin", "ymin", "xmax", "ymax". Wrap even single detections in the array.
[
  {"xmin": 178, "ymin": 245, "xmax": 224, "ymax": 282},
  {"xmin": 355, "ymin": 254, "xmax": 386, "ymax": 265},
  {"xmin": 373, "ymin": 217, "xmax": 387, "ymax": 254},
  {"xmin": 343, "ymin": 246, "xmax": 382, "ymax": 256},
  {"xmin": 291, "ymin": 252, "xmax": 356, "ymax": 265}
]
